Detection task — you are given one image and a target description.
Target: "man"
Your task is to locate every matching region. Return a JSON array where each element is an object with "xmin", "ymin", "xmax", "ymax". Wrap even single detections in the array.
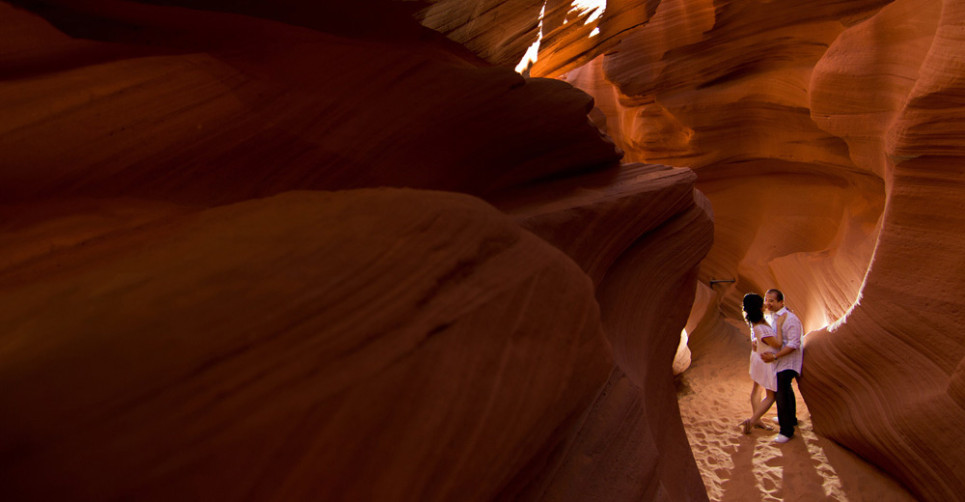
[{"xmin": 761, "ymin": 288, "xmax": 803, "ymax": 444}]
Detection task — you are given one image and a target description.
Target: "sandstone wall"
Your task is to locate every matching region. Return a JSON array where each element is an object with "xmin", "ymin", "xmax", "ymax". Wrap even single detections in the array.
[
  {"xmin": 494, "ymin": 163, "xmax": 712, "ymax": 499},
  {"xmin": 801, "ymin": 0, "xmax": 965, "ymax": 498},
  {"xmin": 478, "ymin": 0, "xmax": 965, "ymax": 499},
  {"xmin": 1, "ymin": 1, "xmax": 712, "ymax": 500},
  {"xmin": 0, "ymin": 189, "xmax": 613, "ymax": 500}
]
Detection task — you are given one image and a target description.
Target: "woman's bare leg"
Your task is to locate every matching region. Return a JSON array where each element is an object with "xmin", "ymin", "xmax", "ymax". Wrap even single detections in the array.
[
  {"xmin": 741, "ymin": 382, "xmax": 764, "ymax": 433},
  {"xmin": 749, "ymin": 389, "xmax": 776, "ymax": 427},
  {"xmin": 750, "ymin": 382, "xmax": 761, "ymax": 415}
]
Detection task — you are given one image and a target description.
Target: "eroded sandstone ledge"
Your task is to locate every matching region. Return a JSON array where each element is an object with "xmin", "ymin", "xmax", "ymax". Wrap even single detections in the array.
[
  {"xmin": 11, "ymin": 0, "xmax": 965, "ymax": 499},
  {"xmin": 1, "ymin": 2, "xmax": 712, "ymax": 500}
]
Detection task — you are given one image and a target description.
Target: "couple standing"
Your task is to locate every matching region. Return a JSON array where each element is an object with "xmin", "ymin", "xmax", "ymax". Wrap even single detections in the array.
[{"xmin": 740, "ymin": 289, "xmax": 803, "ymax": 443}]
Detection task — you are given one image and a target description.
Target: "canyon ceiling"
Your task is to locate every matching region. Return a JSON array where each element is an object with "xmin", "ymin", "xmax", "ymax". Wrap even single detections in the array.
[{"xmin": 2, "ymin": 0, "xmax": 964, "ymax": 501}]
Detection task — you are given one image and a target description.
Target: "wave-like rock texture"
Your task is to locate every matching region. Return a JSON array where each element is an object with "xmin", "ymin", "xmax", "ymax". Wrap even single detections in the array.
[
  {"xmin": 1, "ymin": 1, "xmax": 620, "ymax": 205},
  {"xmin": 799, "ymin": 0, "xmax": 965, "ymax": 499},
  {"xmin": 1, "ymin": 2, "xmax": 715, "ymax": 500},
  {"xmin": 494, "ymin": 163, "xmax": 712, "ymax": 499},
  {"xmin": 503, "ymin": 0, "xmax": 965, "ymax": 499},
  {"xmin": 417, "ymin": 0, "xmax": 545, "ymax": 68},
  {"xmin": 0, "ymin": 190, "xmax": 612, "ymax": 500},
  {"xmin": 559, "ymin": 0, "xmax": 891, "ymax": 333},
  {"xmin": 418, "ymin": 0, "xmax": 662, "ymax": 76},
  {"xmin": 575, "ymin": 196, "xmax": 712, "ymax": 501}
]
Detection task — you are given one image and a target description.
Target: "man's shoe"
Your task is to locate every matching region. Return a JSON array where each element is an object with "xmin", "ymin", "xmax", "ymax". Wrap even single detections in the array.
[{"xmin": 773, "ymin": 434, "xmax": 792, "ymax": 444}]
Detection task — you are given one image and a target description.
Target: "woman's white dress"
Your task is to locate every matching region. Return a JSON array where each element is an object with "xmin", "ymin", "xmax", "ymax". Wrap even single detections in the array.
[{"xmin": 749, "ymin": 323, "xmax": 779, "ymax": 391}]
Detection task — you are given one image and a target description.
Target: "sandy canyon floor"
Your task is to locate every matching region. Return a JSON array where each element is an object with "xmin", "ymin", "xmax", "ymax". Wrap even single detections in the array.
[{"xmin": 677, "ymin": 326, "xmax": 916, "ymax": 502}]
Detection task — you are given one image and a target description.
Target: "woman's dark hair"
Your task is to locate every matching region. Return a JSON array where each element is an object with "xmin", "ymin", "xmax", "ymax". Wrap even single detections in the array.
[{"xmin": 742, "ymin": 293, "xmax": 765, "ymax": 324}]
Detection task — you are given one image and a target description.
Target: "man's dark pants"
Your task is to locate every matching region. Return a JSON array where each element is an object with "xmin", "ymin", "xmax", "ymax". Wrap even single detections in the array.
[{"xmin": 776, "ymin": 369, "xmax": 799, "ymax": 437}]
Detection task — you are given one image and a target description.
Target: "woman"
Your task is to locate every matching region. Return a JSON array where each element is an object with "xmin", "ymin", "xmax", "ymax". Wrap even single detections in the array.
[{"xmin": 740, "ymin": 293, "xmax": 784, "ymax": 434}]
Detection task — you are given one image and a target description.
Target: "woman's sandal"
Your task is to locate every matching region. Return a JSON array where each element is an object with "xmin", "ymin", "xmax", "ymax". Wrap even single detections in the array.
[
  {"xmin": 753, "ymin": 422, "xmax": 773, "ymax": 431},
  {"xmin": 740, "ymin": 419, "xmax": 752, "ymax": 435}
]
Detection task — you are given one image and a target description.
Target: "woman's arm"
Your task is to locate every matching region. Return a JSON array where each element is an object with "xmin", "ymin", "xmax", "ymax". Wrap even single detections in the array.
[
  {"xmin": 764, "ymin": 314, "xmax": 801, "ymax": 362},
  {"xmin": 761, "ymin": 318, "xmax": 783, "ymax": 349},
  {"xmin": 774, "ymin": 314, "xmax": 785, "ymax": 345}
]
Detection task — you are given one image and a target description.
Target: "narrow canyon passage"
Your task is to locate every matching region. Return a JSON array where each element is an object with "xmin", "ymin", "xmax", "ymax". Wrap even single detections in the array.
[
  {"xmin": 5, "ymin": 0, "xmax": 965, "ymax": 499},
  {"xmin": 677, "ymin": 323, "xmax": 915, "ymax": 502}
]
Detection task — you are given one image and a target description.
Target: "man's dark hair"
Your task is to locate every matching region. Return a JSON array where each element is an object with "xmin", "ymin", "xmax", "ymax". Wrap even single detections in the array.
[{"xmin": 766, "ymin": 288, "xmax": 784, "ymax": 302}]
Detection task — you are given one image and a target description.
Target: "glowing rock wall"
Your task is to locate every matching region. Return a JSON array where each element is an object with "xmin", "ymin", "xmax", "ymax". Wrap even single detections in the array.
[{"xmin": 454, "ymin": 0, "xmax": 964, "ymax": 499}]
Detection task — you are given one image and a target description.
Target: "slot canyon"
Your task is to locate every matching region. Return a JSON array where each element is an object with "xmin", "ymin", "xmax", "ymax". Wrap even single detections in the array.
[{"xmin": 1, "ymin": 0, "xmax": 963, "ymax": 500}]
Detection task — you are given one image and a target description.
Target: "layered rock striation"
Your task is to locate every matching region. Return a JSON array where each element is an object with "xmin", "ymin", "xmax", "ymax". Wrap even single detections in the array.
[
  {"xmin": 1, "ymin": 1, "xmax": 713, "ymax": 500},
  {"xmin": 1, "ymin": 189, "xmax": 613, "ymax": 500},
  {"xmin": 1, "ymin": 1, "xmax": 620, "ymax": 205},
  {"xmin": 476, "ymin": 0, "xmax": 965, "ymax": 499},
  {"xmin": 495, "ymin": 163, "xmax": 712, "ymax": 499},
  {"xmin": 801, "ymin": 0, "xmax": 965, "ymax": 498},
  {"xmin": 558, "ymin": 0, "xmax": 891, "ymax": 333}
]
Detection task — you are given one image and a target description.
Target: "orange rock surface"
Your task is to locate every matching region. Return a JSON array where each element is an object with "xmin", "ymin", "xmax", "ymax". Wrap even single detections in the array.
[
  {"xmin": 495, "ymin": 163, "xmax": 713, "ymax": 499},
  {"xmin": 0, "ymin": 190, "xmax": 612, "ymax": 500},
  {"xmin": 800, "ymin": 0, "xmax": 965, "ymax": 499},
  {"xmin": 520, "ymin": 0, "xmax": 965, "ymax": 499},
  {"xmin": 1, "ymin": 1, "xmax": 713, "ymax": 500},
  {"xmin": 11, "ymin": 0, "xmax": 965, "ymax": 499},
  {"xmin": 559, "ymin": 1, "xmax": 891, "ymax": 333},
  {"xmin": 1, "ymin": 1, "xmax": 620, "ymax": 205}
]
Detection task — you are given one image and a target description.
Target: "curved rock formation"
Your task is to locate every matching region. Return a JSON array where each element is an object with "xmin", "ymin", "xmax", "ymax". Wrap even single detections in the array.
[
  {"xmin": 26, "ymin": 0, "xmax": 965, "ymax": 497},
  {"xmin": 0, "ymin": 189, "xmax": 611, "ymax": 500},
  {"xmin": 1, "ymin": 1, "xmax": 620, "ymax": 205},
  {"xmin": 520, "ymin": 0, "xmax": 964, "ymax": 500},
  {"xmin": 560, "ymin": 0, "xmax": 890, "ymax": 333},
  {"xmin": 494, "ymin": 163, "xmax": 713, "ymax": 500},
  {"xmin": 1, "ymin": 2, "xmax": 714, "ymax": 500},
  {"xmin": 417, "ymin": 0, "xmax": 545, "ymax": 68},
  {"xmin": 800, "ymin": 0, "xmax": 965, "ymax": 499},
  {"xmin": 422, "ymin": 0, "xmax": 965, "ymax": 498}
]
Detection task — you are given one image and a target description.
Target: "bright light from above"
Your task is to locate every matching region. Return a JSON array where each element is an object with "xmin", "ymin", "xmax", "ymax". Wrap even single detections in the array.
[
  {"xmin": 572, "ymin": 0, "xmax": 605, "ymax": 37},
  {"xmin": 515, "ymin": 3, "xmax": 546, "ymax": 75},
  {"xmin": 515, "ymin": 0, "xmax": 607, "ymax": 75},
  {"xmin": 572, "ymin": 0, "xmax": 606, "ymax": 24}
]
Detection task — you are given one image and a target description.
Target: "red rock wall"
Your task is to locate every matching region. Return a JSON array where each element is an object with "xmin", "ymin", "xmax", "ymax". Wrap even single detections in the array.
[
  {"xmin": 0, "ymin": 190, "xmax": 613, "ymax": 500},
  {"xmin": 1, "ymin": 1, "xmax": 713, "ymax": 500},
  {"xmin": 494, "ymin": 164, "xmax": 712, "ymax": 499},
  {"xmin": 1, "ymin": 1, "xmax": 620, "ymax": 205},
  {"xmin": 801, "ymin": 0, "xmax": 965, "ymax": 499},
  {"xmin": 558, "ymin": 0, "xmax": 891, "ymax": 334},
  {"xmin": 417, "ymin": 0, "xmax": 546, "ymax": 68},
  {"xmin": 488, "ymin": 0, "xmax": 964, "ymax": 499}
]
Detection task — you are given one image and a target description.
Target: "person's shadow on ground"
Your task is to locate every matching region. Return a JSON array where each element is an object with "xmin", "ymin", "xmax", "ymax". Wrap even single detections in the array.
[{"xmin": 718, "ymin": 419, "xmax": 915, "ymax": 501}]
